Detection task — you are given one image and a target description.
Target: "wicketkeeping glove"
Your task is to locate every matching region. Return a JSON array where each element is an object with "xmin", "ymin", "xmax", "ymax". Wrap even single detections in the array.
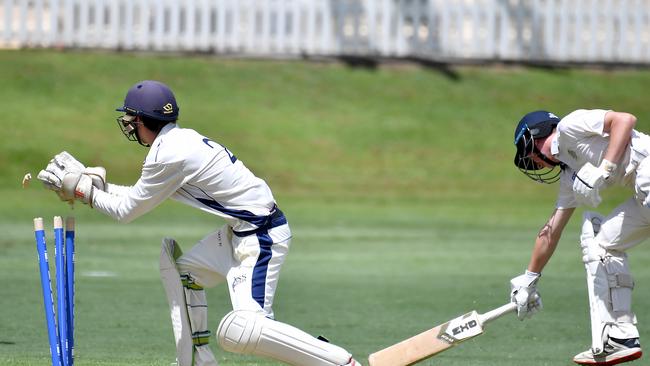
[
  {"xmin": 62, "ymin": 172, "xmax": 95, "ymax": 206},
  {"xmin": 510, "ymin": 270, "xmax": 542, "ymax": 320},
  {"xmin": 83, "ymin": 166, "xmax": 106, "ymax": 191},
  {"xmin": 572, "ymin": 160, "xmax": 617, "ymax": 207},
  {"xmin": 37, "ymin": 151, "xmax": 106, "ymax": 204}
]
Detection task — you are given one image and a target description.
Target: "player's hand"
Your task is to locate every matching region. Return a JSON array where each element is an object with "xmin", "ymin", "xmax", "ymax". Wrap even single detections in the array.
[
  {"xmin": 37, "ymin": 161, "xmax": 73, "ymax": 202},
  {"xmin": 572, "ymin": 161, "xmax": 616, "ymax": 207},
  {"xmin": 53, "ymin": 151, "xmax": 86, "ymax": 174},
  {"xmin": 37, "ymin": 151, "xmax": 105, "ymax": 200},
  {"xmin": 510, "ymin": 270, "xmax": 542, "ymax": 320},
  {"xmin": 52, "ymin": 151, "xmax": 106, "ymax": 190},
  {"xmin": 37, "ymin": 151, "xmax": 85, "ymax": 190},
  {"xmin": 62, "ymin": 172, "xmax": 94, "ymax": 206},
  {"xmin": 84, "ymin": 166, "xmax": 106, "ymax": 191}
]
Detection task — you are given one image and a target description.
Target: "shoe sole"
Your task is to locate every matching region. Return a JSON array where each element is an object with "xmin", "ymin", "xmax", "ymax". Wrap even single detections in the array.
[{"xmin": 573, "ymin": 349, "xmax": 642, "ymax": 366}]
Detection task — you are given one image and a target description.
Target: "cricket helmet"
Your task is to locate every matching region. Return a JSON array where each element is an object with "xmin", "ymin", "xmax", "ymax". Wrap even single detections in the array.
[
  {"xmin": 513, "ymin": 110, "xmax": 562, "ymax": 183},
  {"xmin": 116, "ymin": 80, "xmax": 179, "ymax": 122}
]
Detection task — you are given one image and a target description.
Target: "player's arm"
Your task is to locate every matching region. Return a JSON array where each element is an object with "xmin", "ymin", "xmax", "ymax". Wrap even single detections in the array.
[
  {"xmin": 527, "ymin": 207, "xmax": 575, "ymax": 273},
  {"xmin": 510, "ymin": 207, "xmax": 574, "ymax": 320},
  {"xmin": 602, "ymin": 111, "xmax": 636, "ymax": 164},
  {"xmin": 572, "ymin": 111, "xmax": 636, "ymax": 207},
  {"xmin": 101, "ymin": 182, "xmax": 131, "ymax": 196},
  {"xmin": 92, "ymin": 160, "xmax": 185, "ymax": 223}
]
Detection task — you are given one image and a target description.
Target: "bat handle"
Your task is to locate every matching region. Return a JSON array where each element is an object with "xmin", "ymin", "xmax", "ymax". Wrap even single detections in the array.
[{"xmin": 479, "ymin": 302, "xmax": 517, "ymax": 325}]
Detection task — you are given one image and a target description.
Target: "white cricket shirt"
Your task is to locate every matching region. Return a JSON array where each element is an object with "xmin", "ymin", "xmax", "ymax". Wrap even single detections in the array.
[
  {"xmin": 93, "ymin": 123, "xmax": 277, "ymax": 231},
  {"xmin": 554, "ymin": 109, "xmax": 650, "ymax": 208}
]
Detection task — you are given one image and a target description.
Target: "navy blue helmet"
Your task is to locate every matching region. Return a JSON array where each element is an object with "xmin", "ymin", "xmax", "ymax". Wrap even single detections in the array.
[
  {"xmin": 513, "ymin": 110, "xmax": 562, "ymax": 183},
  {"xmin": 116, "ymin": 80, "xmax": 179, "ymax": 146},
  {"xmin": 116, "ymin": 80, "xmax": 179, "ymax": 122}
]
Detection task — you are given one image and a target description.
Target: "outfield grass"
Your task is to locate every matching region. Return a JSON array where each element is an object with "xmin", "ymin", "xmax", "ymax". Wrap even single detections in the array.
[{"xmin": 1, "ymin": 50, "xmax": 650, "ymax": 365}]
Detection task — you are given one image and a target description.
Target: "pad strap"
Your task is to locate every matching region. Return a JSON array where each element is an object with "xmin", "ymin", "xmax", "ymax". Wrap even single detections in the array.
[
  {"xmin": 193, "ymin": 330, "xmax": 212, "ymax": 346},
  {"xmin": 181, "ymin": 273, "xmax": 204, "ymax": 290},
  {"xmin": 608, "ymin": 273, "xmax": 634, "ymax": 289}
]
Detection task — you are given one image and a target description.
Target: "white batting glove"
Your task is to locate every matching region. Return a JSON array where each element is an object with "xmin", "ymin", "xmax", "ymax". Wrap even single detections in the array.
[
  {"xmin": 510, "ymin": 270, "xmax": 542, "ymax": 320},
  {"xmin": 62, "ymin": 172, "xmax": 95, "ymax": 206},
  {"xmin": 572, "ymin": 160, "xmax": 617, "ymax": 207}
]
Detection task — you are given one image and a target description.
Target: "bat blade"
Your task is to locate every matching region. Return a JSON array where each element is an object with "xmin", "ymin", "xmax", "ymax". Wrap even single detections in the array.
[
  {"xmin": 368, "ymin": 303, "xmax": 516, "ymax": 366},
  {"xmin": 369, "ymin": 311, "xmax": 483, "ymax": 366}
]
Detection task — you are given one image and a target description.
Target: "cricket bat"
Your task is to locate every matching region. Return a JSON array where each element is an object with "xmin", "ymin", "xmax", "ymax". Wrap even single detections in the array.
[{"xmin": 368, "ymin": 302, "xmax": 517, "ymax": 366}]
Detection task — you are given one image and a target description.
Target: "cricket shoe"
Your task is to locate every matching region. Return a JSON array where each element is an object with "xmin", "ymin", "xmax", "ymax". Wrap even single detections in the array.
[{"xmin": 573, "ymin": 337, "xmax": 642, "ymax": 365}]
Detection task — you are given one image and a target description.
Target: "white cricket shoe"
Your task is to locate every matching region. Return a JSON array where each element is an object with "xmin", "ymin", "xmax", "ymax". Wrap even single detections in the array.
[{"xmin": 573, "ymin": 337, "xmax": 642, "ymax": 365}]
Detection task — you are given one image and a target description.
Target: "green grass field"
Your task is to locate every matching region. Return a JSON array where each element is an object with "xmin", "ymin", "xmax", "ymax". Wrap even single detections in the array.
[{"xmin": 1, "ymin": 50, "xmax": 650, "ymax": 365}]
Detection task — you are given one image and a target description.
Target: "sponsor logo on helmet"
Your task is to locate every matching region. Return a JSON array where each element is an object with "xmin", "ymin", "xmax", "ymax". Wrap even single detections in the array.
[{"xmin": 162, "ymin": 103, "xmax": 174, "ymax": 114}]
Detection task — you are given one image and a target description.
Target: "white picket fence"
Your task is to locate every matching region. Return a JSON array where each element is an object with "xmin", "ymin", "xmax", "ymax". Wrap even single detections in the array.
[{"xmin": 2, "ymin": 0, "xmax": 650, "ymax": 64}]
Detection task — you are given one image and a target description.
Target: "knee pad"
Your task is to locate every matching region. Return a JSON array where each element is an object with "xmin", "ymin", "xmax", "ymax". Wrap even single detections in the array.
[
  {"xmin": 580, "ymin": 212, "xmax": 635, "ymax": 314},
  {"xmin": 602, "ymin": 250, "xmax": 635, "ymax": 315},
  {"xmin": 217, "ymin": 310, "xmax": 352, "ymax": 366},
  {"xmin": 581, "ymin": 217, "xmax": 635, "ymax": 317},
  {"xmin": 217, "ymin": 310, "xmax": 263, "ymax": 355}
]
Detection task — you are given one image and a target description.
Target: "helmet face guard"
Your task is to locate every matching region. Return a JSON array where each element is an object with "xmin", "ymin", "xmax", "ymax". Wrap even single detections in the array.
[
  {"xmin": 513, "ymin": 110, "xmax": 562, "ymax": 184},
  {"xmin": 514, "ymin": 129, "xmax": 562, "ymax": 183},
  {"xmin": 116, "ymin": 114, "xmax": 149, "ymax": 147}
]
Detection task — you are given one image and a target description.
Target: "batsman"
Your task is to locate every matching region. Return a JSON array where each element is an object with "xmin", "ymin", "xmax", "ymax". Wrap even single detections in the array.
[
  {"xmin": 36, "ymin": 80, "xmax": 362, "ymax": 366},
  {"xmin": 511, "ymin": 109, "xmax": 650, "ymax": 365}
]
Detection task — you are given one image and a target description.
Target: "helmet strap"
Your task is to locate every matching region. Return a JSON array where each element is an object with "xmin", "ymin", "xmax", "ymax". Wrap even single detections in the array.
[
  {"xmin": 532, "ymin": 145, "xmax": 560, "ymax": 167},
  {"xmin": 133, "ymin": 127, "xmax": 151, "ymax": 147},
  {"xmin": 116, "ymin": 115, "xmax": 151, "ymax": 147}
]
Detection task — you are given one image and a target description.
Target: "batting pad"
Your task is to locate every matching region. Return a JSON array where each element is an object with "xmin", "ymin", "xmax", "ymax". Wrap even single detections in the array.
[
  {"xmin": 160, "ymin": 238, "xmax": 217, "ymax": 366},
  {"xmin": 581, "ymin": 212, "xmax": 638, "ymax": 353},
  {"xmin": 217, "ymin": 310, "xmax": 352, "ymax": 366}
]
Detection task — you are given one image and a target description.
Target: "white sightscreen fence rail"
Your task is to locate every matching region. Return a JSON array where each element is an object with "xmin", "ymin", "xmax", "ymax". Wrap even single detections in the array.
[{"xmin": 2, "ymin": 0, "xmax": 650, "ymax": 64}]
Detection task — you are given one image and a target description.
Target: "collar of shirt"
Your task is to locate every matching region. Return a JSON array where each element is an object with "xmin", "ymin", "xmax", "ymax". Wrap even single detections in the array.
[
  {"xmin": 151, "ymin": 123, "xmax": 177, "ymax": 146},
  {"xmin": 144, "ymin": 123, "xmax": 178, "ymax": 164},
  {"xmin": 550, "ymin": 133, "xmax": 560, "ymax": 157},
  {"xmin": 158, "ymin": 123, "xmax": 177, "ymax": 138}
]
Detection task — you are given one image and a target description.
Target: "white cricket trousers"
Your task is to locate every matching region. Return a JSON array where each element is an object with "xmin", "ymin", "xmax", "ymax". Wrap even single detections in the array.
[{"xmin": 176, "ymin": 214, "xmax": 292, "ymax": 318}]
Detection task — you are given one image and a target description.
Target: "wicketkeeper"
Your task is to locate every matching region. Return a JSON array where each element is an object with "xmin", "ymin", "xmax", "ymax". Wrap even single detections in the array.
[
  {"xmin": 511, "ymin": 109, "xmax": 650, "ymax": 365},
  {"xmin": 37, "ymin": 80, "xmax": 362, "ymax": 366}
]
